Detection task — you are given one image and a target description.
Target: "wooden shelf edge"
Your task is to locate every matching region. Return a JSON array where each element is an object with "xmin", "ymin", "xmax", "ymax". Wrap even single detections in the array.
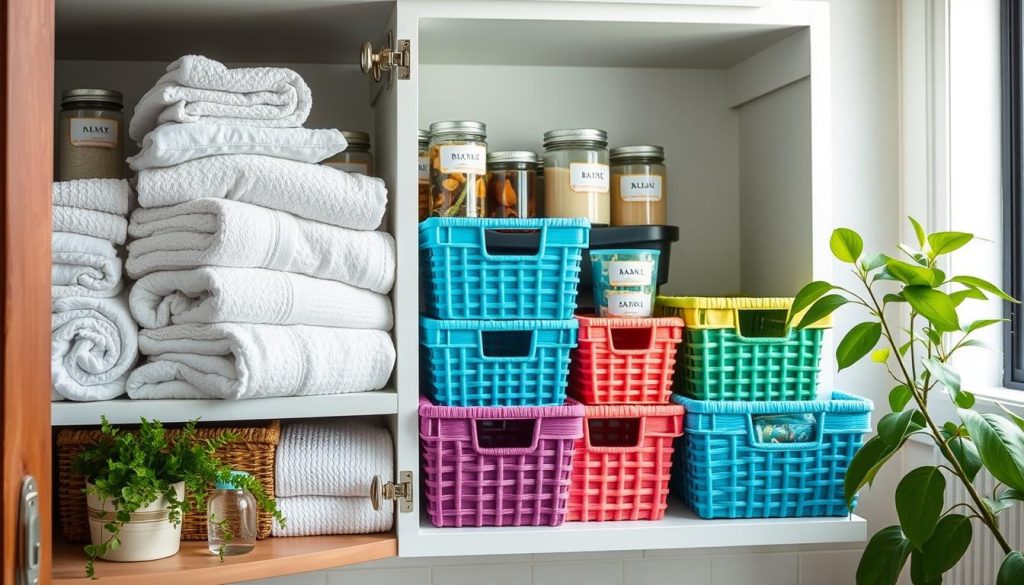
[{"xmin": 54, "ymin": 533, "xmax": 397, "ymax": 585}]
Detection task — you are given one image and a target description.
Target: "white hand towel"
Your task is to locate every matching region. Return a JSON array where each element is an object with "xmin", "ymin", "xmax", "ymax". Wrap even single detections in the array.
[
  {"xmin": 129, "ymin": 55, "xmax": 312, "ymax": 142},
  {"xmin": 126, "ymin": 323, "xmax": 395, "ymax": 400},
  {"xmin": 53, "ymin": 205, "xmax": 128, "ymax": 245},
  {"xmin": 275, "ymin": 419, "xmax": 393, "ymax": 497},
  {"xmin": 126, "ymin": 199, "xmax": 396, "ymax": 294},
  {"xmin": 52, "ymin": 179, "xmax": 132, "ymax": 215},
  {"xmin": 52, "ymin": 294, "xmax": 138, "ymax": 402},
  {"xmin": 52, "ymin": 232, "xmax": 124, "ymax": 299},
  {"xmin": 136, "ymin": 154, "xmax": 386, "ymax": 231},
  {"xmin": 130, "ymin": 267, "xmax": 393, "ymax": 330},
  {"xmin": 271, "ymin": 496, "xmax": 393, "ymax": 537}
]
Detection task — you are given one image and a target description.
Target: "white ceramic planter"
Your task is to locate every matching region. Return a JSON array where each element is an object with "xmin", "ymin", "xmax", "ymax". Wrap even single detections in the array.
[{"xmin": 86, "ymin": 481, "xmax": 184, "ymax": 562}]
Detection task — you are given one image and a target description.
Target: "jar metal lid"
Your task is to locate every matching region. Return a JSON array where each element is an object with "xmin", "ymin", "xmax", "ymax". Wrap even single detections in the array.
[
  {"xmin": 341, "ymin": 130, "xmax": 371, "ymax": 149},
  {"xmin": 429, "ymin": 120, "xmax": 486, "ymax": 138},
  {"xmin": 61, "ymin": 88, "xmax": 123, "ymax": 107},
  {"xmin": 417, "ymin": 129, "xmax": 430, "ymax": 144},
  {"xmin": 543, "ymin": 128, "xmax": 608, "ymax": 148},
  {"xmin": 488, "ymin": 150, "xmax": 538, "ymax": 165},
  {"xmin": 610, "ymin": 145, "xmax": 665, "ymax": 161}
]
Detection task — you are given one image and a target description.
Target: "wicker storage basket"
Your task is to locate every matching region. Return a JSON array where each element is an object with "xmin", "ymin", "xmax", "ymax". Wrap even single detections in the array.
[{"xmin": 57, "ymin": 420, "xmax": 280, "ymax": 543}]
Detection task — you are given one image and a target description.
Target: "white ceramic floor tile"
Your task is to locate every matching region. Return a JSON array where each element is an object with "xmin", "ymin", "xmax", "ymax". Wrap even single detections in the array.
[
  {"xmin": 234, "ymin": 570, "xmax": 327, "ymax": 585},
  {"xmin": 533, "ymin": 561, "xmax": 623, "ymax": 585},
  {"xmin": 712, "ymin": 553, "xmax": 799, "ymax": 585},
  {"xmin": 532, "ymin": 550, "xmax": 643, "ymax": 562},
  {"xmin": 431, "ymin": 563, "xmax": 532, "ymax": 585},
  {"xmin": 624, "ymin": 558, "xmax": 712, "ymax": 585},
  {"xmin": 799, "ymin": 550, "xmax": 860, "ymax": 585},
  {"xmin": 328, "ymin": 568, "xmax": 431, "ymax": 585}
]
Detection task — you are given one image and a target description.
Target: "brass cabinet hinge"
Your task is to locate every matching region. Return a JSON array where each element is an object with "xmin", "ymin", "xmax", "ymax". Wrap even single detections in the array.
[
  {"xmin": 360, "ymin": 32, "xmax": 411, "ymax": 84},
  {"xmin": 370, "ymin": 471, "xmax": 413, "ymax": 513}
]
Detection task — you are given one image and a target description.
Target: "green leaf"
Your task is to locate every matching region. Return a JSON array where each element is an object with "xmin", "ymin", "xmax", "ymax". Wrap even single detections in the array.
[
  {"xmin": 910, "ymin": 551, "xmax": 939, "ymax": 585},
  {"xmin": 951, "ymin": 276, "xmax": 1019, "ymax": 303},
  {"xmin": 789, "ymin": 281, "xmax": 835, "ymax": 325},
  {"xmin": 999, "ymin": 403, "xmax": 1024, "ymax": 434},
  {"xmin": 997, "ymin": 552, "xmax": 1024, "ymax": 585},
  {"xmin": 999, "ymin": 487, "xmax": 1024, "ymax": 502},
  {"xmin": 885, "ymin": 293, "xmax": 907, "ymax": 304},
  {"xmin": 904, "ymin": 287, "xmax": 961, "ymax": 332},
  {"xmin": 886, "ymin": 259, "xmax": 940, "ymax": 287},
  {"xmin": 831, "ymin": 228, "xmax": 864, "ymax": 263},
  {"xmin": 895, "ymin": 466, "xmax": 946, "ymax": 548},
  {"xmin": 959, "ymin": 409, "xmax": 1024, "ymax": 491},
  {"xmin": 878, "ymin": 409, "xmax": 926, "ymax": 446},
  {"xmin": 889, "ymin": 385, "xmax": 913, "ymax": 411},
  {"xmin": 921, "ymin": 514, "xmax": 973, "ymax": 578},
  {"xmin": 856, "ymin": 526, "xmax": 912, "ymax": 585},
  {"xmin": 872, "ymin": 348, "xmax": 891, "ymax": 363},
  {"xmin": 845, "ymin": 436, "xmax": 900, "ymax": 505},
  {"xmin": 922, "ymin": 357, "xmax": 964, "ymax": 406},
  {"xmin": 927, "ymin": 231, "xmax": 973, "ymax": 258},
  {"xmin": 944, "ymin": 435, "xmax": 982, "ymax": 482},
  {"xmin": 899, "ymin": 243, "xmax": 930, "ymax": 267},
  {"xmin": 964, "ymin": 318, "xmax": 1006, "ymax": 333},
  {"xmin": 837, "ymin": 322, "xmax": 883, "ymax": 370},
  {"xmin": 861, "ymin": 252, "xmax": 889, "ymax": 272},
  {"xmin": 956, "ymin": 390, "xmax": 976, "ymax": 409},
  {"xmin": 984, "ymin": 496, "xmax": 1015, "ymax": 515},
  {"xmin": 795, "ymin": 294, "xmax": 849, "ymax": 330},
  {"xmin": 910, "ymin": 217, "xmax": 927, "ymax": 247},
  {"xmin": 951, "ymin": 287, "xmax": 987, "ymax": 307}
]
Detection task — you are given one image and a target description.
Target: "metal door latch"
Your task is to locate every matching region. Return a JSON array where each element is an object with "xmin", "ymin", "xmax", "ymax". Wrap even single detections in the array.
[{"xmin": 370, "ymin": 471, "xmax": 413, "ymax": 513}]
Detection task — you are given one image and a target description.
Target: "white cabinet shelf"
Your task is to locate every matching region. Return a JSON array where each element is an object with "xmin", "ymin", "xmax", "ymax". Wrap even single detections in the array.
[{"xmin": 51, "ymin": 389, "xmax": 398, "ymax": 426}]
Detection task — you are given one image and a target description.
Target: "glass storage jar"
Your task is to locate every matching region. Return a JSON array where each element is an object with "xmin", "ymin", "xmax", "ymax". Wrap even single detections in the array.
[
  {"xmin": 543, "ymin": 128, "xmax": 610, "ymax": 224},
  {"xmin": 418, "ymin": 129, "xmax": 430, "ymax": 221},
  {"xmin": 207, "ymin": 471, "xmax": 257, "ymax": 557},
  {"xmin": 429, "ymin": 120, "xmax": 487, "ymax": 218},
  {"xmin": 58, "ymin": 88, "xmax": 125, "ymax": 180},
  {"xmin": 323, "ymin": 130, "xmax": 373, "ymax": 176},
  {"xmin": 535, "ymin": 160, "xmax": 545, "ymax": 215},
  {"xmin": 486, "ymin": 151, "xmax": 537, "ymax": 218},
  {"xmin": 610, "ymin": 145, "xmax": 667, "ymax": 226}
]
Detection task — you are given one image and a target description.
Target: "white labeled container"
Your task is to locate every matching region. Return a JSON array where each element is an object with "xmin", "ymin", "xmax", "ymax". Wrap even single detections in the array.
[
  {"xmin": 87, "ymin": 481, "xmax": 184, "ymax": 562},
  {"xmin": 543, "ymin": 128, "xmax": 610, "ymax": 224}
]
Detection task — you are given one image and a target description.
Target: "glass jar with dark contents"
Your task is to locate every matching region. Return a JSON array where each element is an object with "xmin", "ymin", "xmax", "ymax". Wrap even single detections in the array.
[
  {"xmin": 486, "ymin": 151, "xmax": 537, "ymax": 218},
  {"xmin": 429, "ymin": 120, "xmax": 487, "ymax": 217}
]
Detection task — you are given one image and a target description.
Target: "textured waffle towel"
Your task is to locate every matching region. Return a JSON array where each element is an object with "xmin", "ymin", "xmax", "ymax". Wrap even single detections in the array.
[
  {"xmin": 276, "ymin": 419, "xmax": 393, "ymax": 497},
  {"xmin": 130, "ymin": 266, "xmax": 393, "ymax": 330},
  {"xmin": 53, "ymin": 206, "xmax": 128, "ymax": 245},
  {"xmin": 52, "ymin": 294, "xmax": 138, "ymax": 402},
  {"xmin": 52, "ymin": 232, "xmax": 124, "ymax": 299},
  {"xmin": 129, "ymin": 55, "xmax": 312, "ymax": 142},
  {"xmin": 126, "ymin": 323, "xmax": 395, "ymax": 400},
  {"xmin": 271, "ymin": 496, "xmax": 392, "ymax": 536},
  {"xmin": 135, "ymin": 154, "xmax": 386, "ymax": 231},
  {"xmin": 126, "ymin": 199, "xmax": 396, "ymax": 294},
  {"xmin": 52, "ymin": 179, "xmax": 132, "ymax": 215}
]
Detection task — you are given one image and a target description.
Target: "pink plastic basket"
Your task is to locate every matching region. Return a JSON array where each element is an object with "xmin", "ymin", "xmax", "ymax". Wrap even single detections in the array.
[{"xmin": 419, "ymin": 397, "xmax": 585, "ymax": 527}]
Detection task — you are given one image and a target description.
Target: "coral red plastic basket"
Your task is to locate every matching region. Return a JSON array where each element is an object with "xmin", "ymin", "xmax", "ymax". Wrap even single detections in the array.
[
  {"xmin": 569, "ymin": 315, "xmax": 684, "ymax": 405},
  {"xmin": 567, "ymin": 403, "xmax": 684, "ymax": 522}
]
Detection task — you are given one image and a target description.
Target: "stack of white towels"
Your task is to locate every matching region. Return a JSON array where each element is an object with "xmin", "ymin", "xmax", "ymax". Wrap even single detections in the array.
[
  {"xmin": 52, "ymin": 179, "xmax": 139, "ymax": 402},
  {"xmin": 272, "ymin": 419, "xmax": 394, "ymax": 536},
  {"xmin": 123, "ymin": 55, "xmax": 397, "ymax": 400}
]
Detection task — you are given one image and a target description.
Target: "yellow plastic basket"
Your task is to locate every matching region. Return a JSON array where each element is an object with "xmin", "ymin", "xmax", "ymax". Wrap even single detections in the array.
[{"xmin": 653, "ymin": 296, "xmax": 832, "ymax": 332}]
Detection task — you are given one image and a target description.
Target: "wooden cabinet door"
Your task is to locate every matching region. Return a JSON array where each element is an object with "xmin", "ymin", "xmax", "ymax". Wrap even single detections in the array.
[{"xmin": 2, "ymin": 0, "xmax": 54, "ymax": 583}]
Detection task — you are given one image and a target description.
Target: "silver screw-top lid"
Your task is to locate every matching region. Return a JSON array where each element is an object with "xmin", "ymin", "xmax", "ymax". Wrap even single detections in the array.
[
  {"xmin": 417, "ymin": 129, "xmax": 430, "ymax": 145},
  {"xmin": 341, "ymin": 131, "xmax": 371, "ymax": 150},
  {"xmin": 429, "ymin": 120, "xmax": 487, "ymax": 139},
  {"xmin": 60, "ymin": 88, "xmax": 123, "ymax": 108},
  {"xmin": 487, "ymin": 150, "xmax": 538, "ymax": 165},
  {"xmin": 610, "ymin": 145, "xmax": 665, "ymax": 161},
  {"xmin": 543, "ymin": 128, "xmax": 608, "ymax": 148}
]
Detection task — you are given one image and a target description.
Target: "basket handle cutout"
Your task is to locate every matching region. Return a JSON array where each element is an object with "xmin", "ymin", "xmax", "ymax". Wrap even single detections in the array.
[
  {"xmin": 734, "ymin": 308, "xmax": 791, "ymax": 341},
  {"xmin": 608, "ymin": 326, "xmax": 657, "ymax": 354},
  {"xmin": 482, "ymin": 227, "xmax": 546, "ymax": 260},
  {"xmin": 472, "ymin": 419, "xmax": 540, "ymax": 454},
  {"xmin": 479, "ymin": 330, "xmax": 536, "ymax": 360},
  {"xmin": 746, "ymin": 412, "xmax": 825, "ymax": 451},
  {"xmin": 584, "ymin": 417, "xmax": 644, "ymax": 453}
]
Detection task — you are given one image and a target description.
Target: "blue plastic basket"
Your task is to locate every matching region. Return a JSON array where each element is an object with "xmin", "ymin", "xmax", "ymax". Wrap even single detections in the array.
[
  {"xmin": 420, "ymin": 217, "xmax": 590, "ymax": 320},
  {"xmin": 671, "ymin": 391, "xmax": 872, "ymax": 519},
  {"xmin": 420, "ymin": 316, "xmax": 579, "ymax": 407}
]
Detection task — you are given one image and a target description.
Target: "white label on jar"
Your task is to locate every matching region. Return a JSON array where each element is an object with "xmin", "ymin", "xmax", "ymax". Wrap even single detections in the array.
[
  {"xmin": 619, "ymin": 174, "xmax": 663, "ymax": 201},
  {"xmin": 324, "ymin": 161, "xmax": 369, "ymax": 175},
  {"xmin": 440, "ymin": 144, "xmax": 486, "ymax": 175},
  {"xmin": 418, "ymin": 156, "xmax": 429, "ymax": 182},
  {"xmin": 569, "ymin": 162, "xmax": 610, "ymax": 192},
  {"xmin": 605, "ymin": 291, "xmax": 652, "ymax": 317},
  {"xmin": 70, "ymin": 118, "xmax": 118, "ymax": 148},
  {"xmin": 608, "ymin": 261, "xmax": 653, "ymax": 286}
]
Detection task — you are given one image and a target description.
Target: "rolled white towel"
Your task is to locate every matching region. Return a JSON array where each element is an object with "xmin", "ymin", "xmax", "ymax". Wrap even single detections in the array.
[
  {"xmin": 53, "ymin": 206, "xmax": 127, "ymax": 245},
  {"xmin": 52, "ymin": 232, "xmax": 124, "ymax": 299},
  {"xmin": 271, "ymin": 496, "xmax": 392, "ymax": 537},
  {"xmin": 52, "ymin": 294, "xmax": 138, "ymax": 401},
  {"xmin": 52, "ymin": 179, "xmax": 132, "ymax": 215},
  {"xmin": 275, "ymin": 419, "xmax": 393, "ymax": 498}
]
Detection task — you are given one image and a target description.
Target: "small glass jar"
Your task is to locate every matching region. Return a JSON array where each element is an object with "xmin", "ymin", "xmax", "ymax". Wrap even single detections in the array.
[
  {"xmin": 543, "ymin": 129, "xmax": 610, "ymax": 224},
  {"xmin": 207, "ymin": 471, "xmax": 257, "ymax": 557},
  {"xmin": 535, "ymin": 160, "xmax": 545, "ymax": 216},
  {"xmin": 610, "ymin": 145, "xmax": 667, "ymax": 226},
  {"xmin": 323, "ymin": 130, "xmax": 374, "ymax": 176},
  {"xmin": 58, "ymin": 89, "xmax": 125, "ymax": 180},
  {"xmin": 429, "ymin": 121, "xmax": 487, "ymax": 218},
  {"xmin": 486, "ymin": 151, "xmax": 537, "ymax": 218},
  {"xmin": 417, "ymin": 129, "xmax": 430, "ymax": 221}
]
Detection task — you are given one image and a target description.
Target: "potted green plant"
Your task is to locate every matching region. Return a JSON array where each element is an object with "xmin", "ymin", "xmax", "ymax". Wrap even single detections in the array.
[
  {"xmin": 789, "ymin": 219, "xmax": 1024, "ymax": 584},
  {"xmin": 74, "ymin": 417, "xmax": 285, "ymax": 578}
]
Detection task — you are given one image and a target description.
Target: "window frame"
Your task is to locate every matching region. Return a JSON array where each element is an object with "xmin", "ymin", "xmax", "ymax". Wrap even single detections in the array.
[{"xmin": 1003, "ymin": 0, "xmax": 1024, "ymax": 389}]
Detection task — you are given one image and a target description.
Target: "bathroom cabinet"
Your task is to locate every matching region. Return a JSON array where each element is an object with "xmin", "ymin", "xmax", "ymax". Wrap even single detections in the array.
[{"xmin": 0, "ymin": 0, "xmax": 866, "ymax": 583}]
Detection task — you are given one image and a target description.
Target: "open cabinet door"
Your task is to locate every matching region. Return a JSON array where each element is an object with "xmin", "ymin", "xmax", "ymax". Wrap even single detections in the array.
[{"xmin": 2, "ymin": 0, "xmax": 54, "ymax": 583}]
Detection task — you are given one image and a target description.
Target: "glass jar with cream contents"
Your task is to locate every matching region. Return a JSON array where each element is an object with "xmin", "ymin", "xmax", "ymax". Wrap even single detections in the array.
[
  {"xmin": 429, "ymin": 120, "xmax": 488, "ymax": 218},
  {"xmin": 418, "ymin": 129, "xmax": 430, "ymax": 221},
  {"xmin": 543, "ymin": 128, "xmax": 610, "ymax": 224},
  {"xmin": 58, "ymin": 89, "xmax": 125, "ymax": 180},
  {"xmin": 610, "ymin": 145, "xmax": 667, "ymax": 226},
  {"xmin": 323, "ymin": 130, "xmax": 374, "ymax": 176}
]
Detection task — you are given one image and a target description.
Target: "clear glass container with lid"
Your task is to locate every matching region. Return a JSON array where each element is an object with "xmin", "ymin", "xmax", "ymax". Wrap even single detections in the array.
[
  {"xmin": 323, "ymin": 130, "xmax": 374, "ymax": 176},
  {"xmin": 543, "ymin": 128, "xmax": 610, "ymax": 224},
  {"xmin": 610, "ymin": 145, "xmax": 667, "ymax": 226},
  {"xmin": 58, "ymin": 88, "xmax": 125, "ymax": 180},
  {"xmin": 207, "ymin": 470, "xmax": 257, "ymax": 557},
  {"xmin": 486, "ymin": 151, "xmax": 537, "ymax": 218},
  {"xmin": 418, "ymin": 129, "xmax": 430, "ymax": 221},
  {"xmin": 429, "ymin": 120, "xmax": 488, "ymax": 218}
]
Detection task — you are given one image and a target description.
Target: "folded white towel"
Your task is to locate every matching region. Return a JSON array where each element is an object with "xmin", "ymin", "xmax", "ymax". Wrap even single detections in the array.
[
  {"xmin": 275, "ymin": 419, "xmax": 393, "ymax": 498},
  {"xmin": 136, "ymin": 154, "xmax": 386, "ymax": 231},
  {"xmin": 126, "ymin": 323, "xmax": 395, "ymax": 400},
  {"xmin": 128, "ymin": 124, "xmax": 347, "ymax": 171},
  {"xmin": 271, "ymin": 496, "xmax": 392, "ymax": 537},
  {"xmin": 129, "ymin": 55, "xmax": 312, "ymax": 142},
  {"xmin": 52, "ymin": 232, "xmax": 124, "ymax": 299},
  {"xmin": 126, "ymin": 199, "xmax": 396, "ymax": 294},
  {"xmin": 130, "ymin": 267, "xmax": 393, "ymax": 330},
  {"xmin": 53, "ymin": 206, "xmax": 128, "ymax": 245},
  {"xmin": 52, "ymin": 294, "xmax": 138, "ymax": 402},
  {"xmin": 52, "ymin": 179, "xmax": 132, "ymax": 215}
]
